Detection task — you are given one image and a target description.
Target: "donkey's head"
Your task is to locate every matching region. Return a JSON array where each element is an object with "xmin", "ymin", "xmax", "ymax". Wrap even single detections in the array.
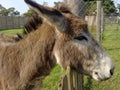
[{"xmin": 25, "ymin": 0, "xmax": 114, "ymax": 81}]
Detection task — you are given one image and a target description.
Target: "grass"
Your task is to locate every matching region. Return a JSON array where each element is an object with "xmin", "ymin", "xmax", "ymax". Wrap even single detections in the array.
[
  {"xmin": 84, "ymin": 23, "xmax": 120, "ymax": 90},
  {"xmin": 0, "ymin": 23, "xmax": 120, "ymax": 90},
  {"xmin": 42, "ymin": 65, "xmax": 65, "ymax": 90},
  {"xmin": 0, "ymin": 29, "xmax": 23, "ymax": 35}
]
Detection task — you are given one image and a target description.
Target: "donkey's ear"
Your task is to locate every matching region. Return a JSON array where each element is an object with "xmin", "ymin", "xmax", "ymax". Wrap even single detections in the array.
[{"xmin": 24, "ymin": 0, "xmax": 68, "ymax": 32}]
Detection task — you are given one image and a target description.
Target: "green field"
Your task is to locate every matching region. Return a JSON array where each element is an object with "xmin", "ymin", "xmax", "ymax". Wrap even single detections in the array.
[
  {"xmin": 0, "ymin": 29, "xmax": 23, "ymax": 35},
  {"xmin": 0, "ymin": 24, "xmax": 120, "ymax": 90}
]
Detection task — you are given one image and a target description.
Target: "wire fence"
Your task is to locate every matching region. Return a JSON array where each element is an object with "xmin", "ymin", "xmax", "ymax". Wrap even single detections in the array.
[{"xmin": 83, "ymin": 1, "xmax": 120, "ymax": 38}]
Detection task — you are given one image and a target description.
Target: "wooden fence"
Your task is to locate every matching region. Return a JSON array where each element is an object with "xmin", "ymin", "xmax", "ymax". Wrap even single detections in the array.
[
  {"xmin": 85, "ymin": 16, "xmax": 97, "ymax": 26},
  {"xmin": 58, "ymin": 66, "xmax": 84, "ymax": 90},
  {"xmin": 0, "ymin": 16, "xmax": 28, "ymax": 30},
  {"xmin": 0, "ymin": 16, "xmax": 118, "ymax": 30}
]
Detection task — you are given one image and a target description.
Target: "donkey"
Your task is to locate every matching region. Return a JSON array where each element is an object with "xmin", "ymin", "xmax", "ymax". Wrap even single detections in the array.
[
  {"xmin": 0, "ymin": 34, "xmax": 22, "ymax": 48},
  {"xmin": 0, "ymin": 0, "xmax": 114, "ymax": 90}
]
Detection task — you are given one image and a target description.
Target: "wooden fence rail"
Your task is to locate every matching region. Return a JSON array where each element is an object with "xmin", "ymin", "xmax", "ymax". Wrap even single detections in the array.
[
  {"xmin": 0, "ymin": 16, "xmax": 28, "ymax": 30},
  {"xmin": 58, "ymin": 66, "xmax": 84, "ymax": 90}
]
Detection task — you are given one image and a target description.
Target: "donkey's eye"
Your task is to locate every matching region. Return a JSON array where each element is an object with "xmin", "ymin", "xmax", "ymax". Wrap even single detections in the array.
[{"xmin": 74, "ymin": 36, "xmax": 88, "ymax": 41}]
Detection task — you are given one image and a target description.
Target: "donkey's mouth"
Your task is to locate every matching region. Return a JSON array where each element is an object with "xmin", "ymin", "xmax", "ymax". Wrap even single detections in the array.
[
  {"xmin": 92, "ymin": 71, "xmax": 112, "ymax": 81},
  {"xmin": 94, "ymin": 76, "xmax": 110, "ymax": 81}
]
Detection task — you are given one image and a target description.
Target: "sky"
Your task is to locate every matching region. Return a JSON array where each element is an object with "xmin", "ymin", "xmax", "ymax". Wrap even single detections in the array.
[
  {"xmin": 0, "ymin": 0, "xmax": 63, "ymax": 15},
  {"xmin": 0, "ymin": 0, "xmax": 119, "ymax": 15}
]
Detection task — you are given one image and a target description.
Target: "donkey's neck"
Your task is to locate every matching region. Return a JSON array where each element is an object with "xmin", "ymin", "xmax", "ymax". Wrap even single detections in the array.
[
  {"xmin": 1, "ymin": 23, "xmax": 56, "ymax": 90},
  {"xmin": 19, "ymin": 23, "xmax": 56, "ymax": 89}
]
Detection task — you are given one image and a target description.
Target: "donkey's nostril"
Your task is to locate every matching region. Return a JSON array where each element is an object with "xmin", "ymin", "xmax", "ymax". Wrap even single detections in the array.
[
  {"xmin": 110, "ymin": 69, "xmax": 114, "ymax": 75},
  {"xmin": 95, "ymin": 72, "xmax": 98, "ymax": 75}
]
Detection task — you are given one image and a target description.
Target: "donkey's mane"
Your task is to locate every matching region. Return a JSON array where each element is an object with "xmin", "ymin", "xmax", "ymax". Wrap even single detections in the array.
[
  {"xmin": 23, "ymin": 4, "xmax": 71, "ymax": 35},
  {"xmin": 55, "ymin": 3, "xmax": 71, "ymax": 14},
  {"xmin": 15, "ymin": 15, "xmax": 43, "ymax": 40},
  {"xmin": 17, "ymin": 4, "xmax": 71, "ymax": 40},
  {"xmin": 23, "ymin": 15, "xmax": 43, "ymax": 34}
]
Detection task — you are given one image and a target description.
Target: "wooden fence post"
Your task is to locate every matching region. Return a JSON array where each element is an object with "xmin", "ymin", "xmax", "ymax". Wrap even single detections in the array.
[
  {"xmin": 58, "ymin": 66, "xmax": 84, "ymax": 90},
  {"xmin": 97, "ymin": 0, "xmax": 102, "ymax": 42}
]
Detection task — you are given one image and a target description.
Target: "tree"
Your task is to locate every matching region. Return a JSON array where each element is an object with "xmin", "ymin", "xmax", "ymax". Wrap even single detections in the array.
[
  {"xmin": 22, "ymin": 9, "xmax": 35, "ymax": 17},
  {"xmin": 85, "ymin": 0, "xmax": 117, "ymax": 15},
  {"xmin": 0, "ymin": 4, "xmax": 9, "ymax": 16},
  {"xmin": 0, "ymin": 9, "xmax": 9, "ymax": 16},
  {"xmin": 0, "ymin": 5, "xmax": 20, "ymax": 16},
  {"xmin": 11, "ymin": 11, "xmax": 20, "ymax": 16},
  {"xmin": 8, "ymin": 7, "xmax": 20, "ymax": 16},
  {"xmin": 103, "ymin": 0, "xmax": 116, "ymax": 15},
  {"xmin": 0, "ymin": 4, "xmax": 5, "ymax": 10},
  {"xmin": 22, "ymin": 2, "xmax": 48, "ymax": 17},
  {"xmin": 64, "ymin": 0, "xmax": 86, "ymax": 18}
]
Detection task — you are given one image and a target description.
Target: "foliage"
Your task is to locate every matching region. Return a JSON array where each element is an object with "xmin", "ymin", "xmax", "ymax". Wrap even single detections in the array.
[
  {"xmin": 22, "ymin": 1, "xmax": 48, "ymax": 17},
  {"xmin": 103, "ymin": 0, "xmax": 116, "ymax": 15},
  {"xmin": 22, "ymin": 9, "xmax": 35, "ymax": 17},
  {"xmin": 0, "ymin": 4, "xmax": 5, "ymax": 10},
  {"xmin": 85, "ymin": 1, "xmax": 97, "ymax": 15},
  {"xmin": 0, "ymin": 9, "xmax": 10, "ymax": 16},
  {"xmin": 85, "ymin": 0, "xmax": 117, "ymax": 15},
  {"xmin": 8, "ymin": 7, "xmax": 20, "ymax": 16},
  {"xmin": 0, "ymin": 4, "xmax": 20, "ymax": 16}
]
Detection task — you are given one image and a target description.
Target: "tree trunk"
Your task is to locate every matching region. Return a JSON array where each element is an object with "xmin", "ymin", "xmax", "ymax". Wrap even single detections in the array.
[{"xmin": 64, "ymin": 0, "xmax": 86, "ymax": 19}]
